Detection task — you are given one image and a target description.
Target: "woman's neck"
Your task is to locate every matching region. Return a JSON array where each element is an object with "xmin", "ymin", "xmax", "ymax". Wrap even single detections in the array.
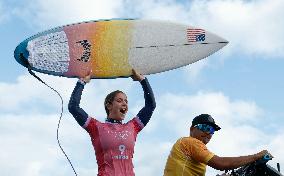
[{"xmin": 105, "ymin": 117, "xmax": 122, "ymax": 124}]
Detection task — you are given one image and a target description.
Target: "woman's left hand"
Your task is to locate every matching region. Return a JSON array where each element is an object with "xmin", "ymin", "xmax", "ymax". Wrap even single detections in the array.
[
  {"xmin": 81, "ymin": 70, "xmax": 92, "ymax": 83},
  {"xmin": 131, "ymin": 69, "xmax": 145, "ymax": 82}
]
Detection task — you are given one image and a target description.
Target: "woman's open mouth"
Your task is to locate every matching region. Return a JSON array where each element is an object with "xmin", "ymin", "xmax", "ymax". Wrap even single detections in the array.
[{"xmin": 120, "ymin": 108, "xmax": 127, "ymax": 115}]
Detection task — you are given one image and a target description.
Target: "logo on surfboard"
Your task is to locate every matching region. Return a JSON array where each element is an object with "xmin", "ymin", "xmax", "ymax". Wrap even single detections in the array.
[
  {"xmin": 76, "ymin": 40, "xmax": 92, "ymax": 62},
  {"xmin": 187, "ymin": 28, "xmax": 206, "ymax": 43}
]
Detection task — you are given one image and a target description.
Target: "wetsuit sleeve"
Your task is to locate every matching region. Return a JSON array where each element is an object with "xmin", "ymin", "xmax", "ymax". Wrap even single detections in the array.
[
  {"xmin": 136, "ymin": 77, "xmax": 156, "ymax": 126},
  {"xmin": 68, "ymin": 80, "xmax": 89, "ymax": 127}
]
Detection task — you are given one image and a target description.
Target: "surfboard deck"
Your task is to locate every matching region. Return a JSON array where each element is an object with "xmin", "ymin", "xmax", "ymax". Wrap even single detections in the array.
[{"xmin": 14, "ymin": 19, "xmax": 228, "ymax": 79}]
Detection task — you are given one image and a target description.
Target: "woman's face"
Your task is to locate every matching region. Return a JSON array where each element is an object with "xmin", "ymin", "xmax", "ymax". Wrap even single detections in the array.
[{"xmin": 107, "ymin": 92, "xmax": 128, "ymax": 121}]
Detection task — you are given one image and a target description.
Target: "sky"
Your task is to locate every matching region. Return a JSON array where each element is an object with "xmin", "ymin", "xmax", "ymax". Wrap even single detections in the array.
[{"xmin": 1, "ymin": 0, "xmax": 284, "ymax": 175}]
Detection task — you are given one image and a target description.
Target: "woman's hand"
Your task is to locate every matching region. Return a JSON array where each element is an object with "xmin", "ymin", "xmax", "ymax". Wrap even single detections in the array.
[
  {"xmin": 80, "ymin": 70, "xmax": 92, "ymax": 84},
  {"xmin": 131, "ymin": 69, "xmax": 145, "ymax": 82}
]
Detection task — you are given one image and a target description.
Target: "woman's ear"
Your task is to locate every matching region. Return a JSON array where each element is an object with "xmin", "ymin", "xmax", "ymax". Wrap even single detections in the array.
[{"xmin": 106, "ymin": 102, "xmax": 112, "ymax": 111}]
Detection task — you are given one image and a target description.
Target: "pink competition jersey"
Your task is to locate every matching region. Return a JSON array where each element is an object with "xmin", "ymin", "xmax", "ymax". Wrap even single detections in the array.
[{"xmin": 84, "ymin": 117, "xmax": 144, "ymax": 176}]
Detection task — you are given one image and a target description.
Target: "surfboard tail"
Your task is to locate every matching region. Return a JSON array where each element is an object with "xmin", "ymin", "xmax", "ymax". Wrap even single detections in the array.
[{"xmin": 14, "ymin": 41, "xmax": 30, "ymax": 68}]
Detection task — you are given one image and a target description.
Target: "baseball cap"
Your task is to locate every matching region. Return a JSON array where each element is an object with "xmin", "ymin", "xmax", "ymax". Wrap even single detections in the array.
[{"xmin": 191, "ymin": 114, "xmax": 221, "ymax": 131}]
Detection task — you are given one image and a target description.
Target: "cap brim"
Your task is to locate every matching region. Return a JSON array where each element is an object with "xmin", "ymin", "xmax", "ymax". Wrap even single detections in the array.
[{"xmin": 207, "ymin": 122, "xmax": 221, "ymax": 131}]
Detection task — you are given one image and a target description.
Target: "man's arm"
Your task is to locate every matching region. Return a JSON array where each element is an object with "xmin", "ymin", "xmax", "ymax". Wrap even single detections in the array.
[{"xmin": 207, "ymin": 150, "xmax": 269, "ymax": 171}]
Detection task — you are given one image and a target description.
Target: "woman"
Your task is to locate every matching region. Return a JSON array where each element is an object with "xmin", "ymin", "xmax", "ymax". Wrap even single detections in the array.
[{"xmin": 68, "ymin": 69, "xmax": 156, "ymax": 176}]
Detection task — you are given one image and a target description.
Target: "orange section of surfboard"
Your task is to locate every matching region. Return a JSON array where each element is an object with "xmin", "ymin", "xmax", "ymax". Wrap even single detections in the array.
[{"xmin": 64, "ymin": 20, "xmax": 133, "ymax": 78}]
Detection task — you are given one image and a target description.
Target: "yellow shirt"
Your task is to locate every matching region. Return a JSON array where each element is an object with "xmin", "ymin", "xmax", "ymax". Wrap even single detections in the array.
[{"xmin": 164, "ymin": 137, "xmax": 214, "ymax": 176}]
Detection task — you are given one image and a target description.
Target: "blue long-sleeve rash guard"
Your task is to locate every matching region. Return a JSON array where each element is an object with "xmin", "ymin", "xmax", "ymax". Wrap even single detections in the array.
[{"xmin": 68, "ymin": 78, "xmax": 156, "ymax": 127}]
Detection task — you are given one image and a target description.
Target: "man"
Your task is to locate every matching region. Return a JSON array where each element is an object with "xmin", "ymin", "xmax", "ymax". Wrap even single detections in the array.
[{"xmin": 163, "ymin": 114, "xmax": 271, "ymax": 176}]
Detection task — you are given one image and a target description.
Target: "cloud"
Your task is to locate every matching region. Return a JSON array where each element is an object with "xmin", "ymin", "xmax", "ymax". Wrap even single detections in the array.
[
  {"xmin": 0, "ymin": 112, "xmax": 99, "ymax": 176},
  {"xmin": 182, "ymin": 58, "xmax": 209, "ymax": 84},
  {"xmin": 152, "ymin": 91, "xmax": 263, "ymax": 135},
  {"xmin": 11, "ymin": 0, "xmax": 124, "ymax": 29},
  {"xmin": 134, "ymin": 141, "xmax": 172, "ymax": 175},
  {"xmin": 0, "ymin": 72, "xmax": 74, "ymax": 113},
  {"xmin": 0, "ymin": 71, "xmax": 133, "ymax": 115}
]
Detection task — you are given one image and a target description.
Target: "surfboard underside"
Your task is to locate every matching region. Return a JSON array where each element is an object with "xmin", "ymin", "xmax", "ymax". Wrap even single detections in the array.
[{"xmin": 14, "ymin": 19, "xmax": 228, "ymax": 78}]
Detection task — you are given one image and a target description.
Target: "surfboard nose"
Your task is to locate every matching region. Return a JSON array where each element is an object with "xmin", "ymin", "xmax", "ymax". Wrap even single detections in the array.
[
  {"xmin": 205, "ymin": 30, "xmax": 229, "ymax": 45},
  {"xmin": 14, "ymin": 41, "xmax": 30, "ymax": 68},
  {"xmin": 215, "ymin": 36, "xmax": 229, "ymax": 53},
  {"xmin": 218, "ymin": 36, "xmax": 229, "ymax": 47},
  {"xmin": 203, "ymin": 30, "xmax": 228, "ymax": 57}
]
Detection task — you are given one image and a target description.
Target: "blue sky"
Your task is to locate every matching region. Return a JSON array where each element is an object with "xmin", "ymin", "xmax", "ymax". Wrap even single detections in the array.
[{"xmin": 1, "ymin": 0, "xmax": 284, "ymax": 175}]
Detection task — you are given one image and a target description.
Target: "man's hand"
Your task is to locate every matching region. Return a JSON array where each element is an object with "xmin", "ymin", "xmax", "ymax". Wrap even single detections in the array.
[
  {"xmin": 216, "ymin": 174, "xmax": 231, "ymax": 176},
  {"xmin": 257, "ymin": 150, "xmax": 273, "ymax": 160}
]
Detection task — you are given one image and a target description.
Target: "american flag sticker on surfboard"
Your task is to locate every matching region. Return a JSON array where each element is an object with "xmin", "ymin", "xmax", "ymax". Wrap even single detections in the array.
[{"xmin": 187, "ymin": 28, "xmax": 206, "ymax": 43}]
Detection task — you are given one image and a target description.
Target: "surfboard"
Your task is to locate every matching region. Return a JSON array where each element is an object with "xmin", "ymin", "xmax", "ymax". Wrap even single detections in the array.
[{"xmin": 14, "ymin": 19, "xmax": 228, "ymax": 79}]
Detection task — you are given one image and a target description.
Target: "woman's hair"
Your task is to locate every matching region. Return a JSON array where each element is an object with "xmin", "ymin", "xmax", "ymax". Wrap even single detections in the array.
[{"xmin": 104, "ymin": 90, "xmax": 125, "ymax": 115}]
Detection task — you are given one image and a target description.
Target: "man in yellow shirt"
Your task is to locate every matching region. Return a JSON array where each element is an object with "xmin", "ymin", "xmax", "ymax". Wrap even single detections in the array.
[{"xmin": 164, "ymin": 114, "xmax": 271, "ymax": 176}]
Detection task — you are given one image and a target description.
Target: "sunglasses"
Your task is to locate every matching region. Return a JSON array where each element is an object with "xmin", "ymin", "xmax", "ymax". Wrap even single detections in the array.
[{"xmin": 194, "ymin": 124, "xmax": 215, "ymax": 135}]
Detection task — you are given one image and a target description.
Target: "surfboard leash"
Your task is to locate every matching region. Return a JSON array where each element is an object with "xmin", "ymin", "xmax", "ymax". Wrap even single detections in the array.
[
  {"xmin": 28, "ymin": 68, "xmax": 78, "ymax": 176},
  {"xmin": 20, "ymin": 54, "xmax": 78, "ymax": 176}
]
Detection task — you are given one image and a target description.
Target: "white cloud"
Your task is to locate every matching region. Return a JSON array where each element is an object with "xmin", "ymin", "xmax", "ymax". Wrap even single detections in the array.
[
  {"xmin": 0, "ymin": 72, "xmax": 74, "ymax": 113},
  {"xmin": 153, "ymin": 91, "xmax": 263, "ymax": 136},
  {"xmin": 12, "ymin": 0, "xmax": 124, "ymax": 28},
  {"xmin": 0, "ymin": 71, "xmax": 133, "ymax": 116},
  {"xmin": 182, "ymin": 58, "xmax": 209, "ymax": 84},
  {"xmin": 0, "ymin": 112, "xmax": 99, "ymax": 176},
  {"xmin": 134, "ymin": 141, "xmax": 171, "ymax": 175}
]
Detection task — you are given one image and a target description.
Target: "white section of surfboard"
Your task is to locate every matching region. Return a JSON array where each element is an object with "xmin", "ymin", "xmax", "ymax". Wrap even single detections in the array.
[{"xmin": 129, "ymin": 20, "xmax": 227, "ymax": 74}]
